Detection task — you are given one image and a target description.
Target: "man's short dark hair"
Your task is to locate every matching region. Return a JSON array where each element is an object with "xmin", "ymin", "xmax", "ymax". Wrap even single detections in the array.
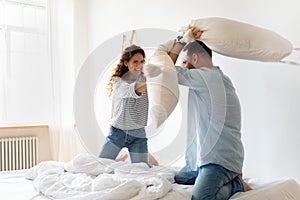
[{"xmin": 183, "ymin": 40, "xmax": 212, "ymax": 58}]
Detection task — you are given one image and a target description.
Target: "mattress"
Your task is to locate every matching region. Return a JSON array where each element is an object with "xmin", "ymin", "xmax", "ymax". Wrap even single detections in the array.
[{"xmin": 1, "ymin": 155, "xmax": 300, "ymax": 200}]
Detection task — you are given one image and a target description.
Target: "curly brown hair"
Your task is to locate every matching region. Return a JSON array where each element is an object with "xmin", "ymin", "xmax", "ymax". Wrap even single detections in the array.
[{"xmin": 107, "ymin": 44, "xmax": 145, "ymax": 96}]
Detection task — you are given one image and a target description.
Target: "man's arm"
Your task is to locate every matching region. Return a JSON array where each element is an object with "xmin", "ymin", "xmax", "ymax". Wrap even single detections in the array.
[
  {"xmin": 168, "ymin": 26, "xmax": 203, "ymax": 64},
  {"xmin": 168, "ymin": 42, "xmax": 185, "ymax": 64}
]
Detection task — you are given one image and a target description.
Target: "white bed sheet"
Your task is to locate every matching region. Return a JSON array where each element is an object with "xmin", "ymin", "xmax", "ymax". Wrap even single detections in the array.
[
  {"xmin": 231, "ymin": 178, "xmax": 300, "ymax": 200},
  {"xmin": 2, "ymin": 172, "xmax": 300, "ymax": 200},
  {"xmin": 1, "ymin": 154, "xmax": 300, "ymax": 200},
  {"xmin": 171, "ymin": 178, "xmax": 300, "ymax": 200},
  {"xmin": 0, "ymin": 169, "xmax": 49, "ymax": 200}
]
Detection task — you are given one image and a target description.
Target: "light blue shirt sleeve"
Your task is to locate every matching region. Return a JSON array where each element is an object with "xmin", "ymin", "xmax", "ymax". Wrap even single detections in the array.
[{"xmin": 175, "ymin": 66, "xmax": 211, "ymax": 91}]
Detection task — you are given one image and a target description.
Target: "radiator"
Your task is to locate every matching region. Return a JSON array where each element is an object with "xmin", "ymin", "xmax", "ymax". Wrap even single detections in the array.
[{"xmin": 0, "ymin": 136, "xmax": 38, "ymax": 171}]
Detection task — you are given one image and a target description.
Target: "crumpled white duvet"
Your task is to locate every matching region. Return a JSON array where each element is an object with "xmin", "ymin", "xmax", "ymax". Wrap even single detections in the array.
[{"xmin": 25, "ymin": 153, "xmax": 190, "ymax": 200}]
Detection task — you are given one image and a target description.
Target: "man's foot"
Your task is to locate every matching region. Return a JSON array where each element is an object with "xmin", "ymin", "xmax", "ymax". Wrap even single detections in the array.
[{"xmin": 238, "ymin": 174, "xmax": 252, "ymax": 192}]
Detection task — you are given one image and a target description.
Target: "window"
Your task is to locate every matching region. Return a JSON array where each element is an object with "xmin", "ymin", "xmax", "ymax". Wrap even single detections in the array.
[{"xmin": 0, "ymin": 0, "xmax": 51, "ymax": 126}]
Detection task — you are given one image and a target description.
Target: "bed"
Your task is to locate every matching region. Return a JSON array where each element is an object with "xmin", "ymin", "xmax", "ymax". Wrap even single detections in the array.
[{"xmin": 1, "ymin": 153, "xmax": 300, "ymax": 200}]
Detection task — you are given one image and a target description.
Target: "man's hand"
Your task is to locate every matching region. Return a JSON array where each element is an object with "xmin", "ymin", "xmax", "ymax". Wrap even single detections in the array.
[{"xmin": 187, "ymin": 25, "xmax": 203, "ymax": 39}]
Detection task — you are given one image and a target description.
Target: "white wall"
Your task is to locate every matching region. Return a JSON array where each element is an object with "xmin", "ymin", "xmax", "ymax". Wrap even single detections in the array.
[{"xmin": 81, "ymin": 0, "xmax": 300, "ymax": 182}]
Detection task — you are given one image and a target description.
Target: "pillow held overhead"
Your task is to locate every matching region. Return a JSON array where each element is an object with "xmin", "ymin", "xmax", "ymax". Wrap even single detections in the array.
[{"xmin": 189, "ymin": 17, "xmax": 293, "ymax": 62}]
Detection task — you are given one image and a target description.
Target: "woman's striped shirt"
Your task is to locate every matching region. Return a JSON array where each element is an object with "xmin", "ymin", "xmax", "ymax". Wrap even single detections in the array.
[{"xmin": 110, "ymin": 75, "xmax": 148, "ymax": 130}]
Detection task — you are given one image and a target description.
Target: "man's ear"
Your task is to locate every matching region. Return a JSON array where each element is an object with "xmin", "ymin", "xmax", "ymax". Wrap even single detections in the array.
[
  {"xmin": 124, "ymin": 61, "xmax": 128, "ymax": 67},
  {"xmin": 192, "ymin": 53, "xmax": 198, "ymax": 65}
]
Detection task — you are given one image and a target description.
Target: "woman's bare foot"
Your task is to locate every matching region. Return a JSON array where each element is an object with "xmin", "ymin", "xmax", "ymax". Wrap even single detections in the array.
[
  {"xmin": 116, "ymin": 152, "xmax": 159, "ymax": 166},
  {"xmin": 116, "ymin": 154, "xmax": 128, "ymax": 162},
  {"xmin": 148, "ymin": 153, "xmax": 159, "ymax": 166},
  {"xmin": 238, "ymin": 174, "xmax": 252, "ymax": 192}
]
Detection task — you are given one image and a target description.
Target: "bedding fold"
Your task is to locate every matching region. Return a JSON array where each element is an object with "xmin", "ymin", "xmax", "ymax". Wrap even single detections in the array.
[{"xmin": 25, "ymin": 153, "xmax": 191, "ymax": 200}]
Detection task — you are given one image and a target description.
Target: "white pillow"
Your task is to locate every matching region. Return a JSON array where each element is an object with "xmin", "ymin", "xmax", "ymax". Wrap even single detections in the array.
[
  {"xmin": 144, "ymin": 40, "xmax": 179, "ymax": 128},
  {"xmin": 189, "ymin": 17, "xmax": 293, "ymax": 62}
]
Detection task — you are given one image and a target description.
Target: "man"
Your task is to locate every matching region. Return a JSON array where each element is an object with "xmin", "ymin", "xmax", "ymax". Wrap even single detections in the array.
[{"xmin": 167, "ymin": 27, "xmax": 251, "ymax": 200}]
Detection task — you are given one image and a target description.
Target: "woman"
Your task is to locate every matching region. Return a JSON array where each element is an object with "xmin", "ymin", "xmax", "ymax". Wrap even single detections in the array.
[{"xmin": 99, "ymin": 45, "xmax": 152, "ymax": 166}]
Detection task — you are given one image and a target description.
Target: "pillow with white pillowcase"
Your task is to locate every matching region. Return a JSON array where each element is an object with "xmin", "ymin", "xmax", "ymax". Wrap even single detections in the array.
[
  {"xmin": 144, "ymin": 39, "xmax": 179, "ymax": 129},
  {"xmin": 189, "ymin": 17, "xmax": 293, "ymax": 62}
]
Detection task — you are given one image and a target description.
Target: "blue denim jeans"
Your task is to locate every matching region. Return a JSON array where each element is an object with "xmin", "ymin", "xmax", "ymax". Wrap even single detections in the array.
[
  {"xmin": 99, "ymin": 126, "xmax": 149, "ymax": 166},
  {"xmin": 175, "ymin": 164, "xmax": 244, "ymax": 200}
]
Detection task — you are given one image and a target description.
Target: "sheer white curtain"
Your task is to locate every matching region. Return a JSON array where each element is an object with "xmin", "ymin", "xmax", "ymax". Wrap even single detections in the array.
[
  {"xmin": 48, "ymin": 0, "xmax": 86, "ymax": 161},
  {"xmin": 0, "ymin": 29, "xmax": 6, "ymax": 123},
  {"xmin": 0, "ymin": 0, "xmax": 52, "ymax": 126}
]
